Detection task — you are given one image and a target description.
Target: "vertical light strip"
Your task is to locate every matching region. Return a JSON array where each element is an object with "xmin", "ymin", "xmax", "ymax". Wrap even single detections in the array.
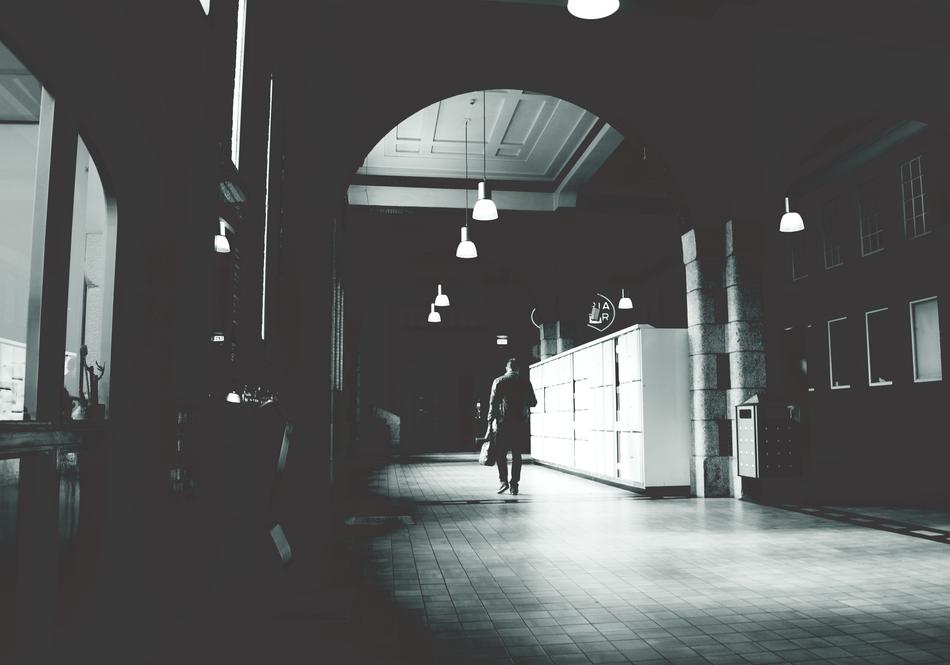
[
  {"xmin": 261, "ymin": 75, "xmax": 274, "ymax": 340},
  {"xmin": 231, "ymin": 0, "xmax": 247, "ymax": 168}
]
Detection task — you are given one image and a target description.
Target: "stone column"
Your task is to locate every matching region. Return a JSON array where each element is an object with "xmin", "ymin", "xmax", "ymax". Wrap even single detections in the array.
[
  {"xmin": 724, "ymin": 220, "xmax": 767, "ymax": 498},
  {"xmin": 682, "ymin": 227, "xmax": 732, "ymax": 497},
  {"xmin": 539, "ymin": 323, "xmax": 558, "ymax": 359}
]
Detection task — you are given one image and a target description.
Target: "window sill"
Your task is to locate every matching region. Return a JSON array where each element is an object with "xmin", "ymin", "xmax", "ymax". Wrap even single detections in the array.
[
  {"xmin": 860, "ymin": 248, "xmax": 885, "ymax": 258},
  {"xmin": 830, "ymin": 384, "xmax": 851, "ymax": 390},
  {"xmin": 869, "ymin": 381, "xmax": 893, "ymax": 387},
  {"xmin": 913, "ymin": 377, "xmax": 942, "ymax": 383}
]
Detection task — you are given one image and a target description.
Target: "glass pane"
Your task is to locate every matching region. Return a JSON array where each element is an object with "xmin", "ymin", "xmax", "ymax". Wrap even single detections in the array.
[
  {"xmin": 0, "ymin": 40, "xmax": 42, "ymax": 420},
  {"xmin": 912, "ymin": 299, "xmax": 942, "ymax": 381},
  {"xmin": 64, "ymin": 137, "xmax": 116, "ymax": 420},
  {"xmin": 866, "ymin": 309, "xmax": 893, "ymax": 384},
  {"xmin": 828, "ymin": 318, "xmax": 852, "ymax": 388}
]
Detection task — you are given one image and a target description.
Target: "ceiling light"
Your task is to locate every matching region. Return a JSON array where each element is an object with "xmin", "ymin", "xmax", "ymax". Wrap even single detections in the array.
[
  {"xmin": 456, "ymin": 226, "xmax": 478, "ymax": 259},
  {"xmin": 427, "ymin": 303, "xmax": 442, "ymax": 323},
  {"xmin": 780, "ymin": 196, "xmax": 805, "ymax": 233},
  {"xmin": 435, "ymin": 284, "xmax": 450, "ymax": 307},
  {"xmin": 567, "ymin": 0, "xmax": 620, "ymax": 20},
  {"xmin": 618, "ymin": 288, "xmax": 633, "ymax": 310},
  {"xmin": 214, "ymin": 219, "xmax": 231, "ymax": 253},
  {"xmin": 456, "ymin": 120, "xmax": 478, "ymax": 259},
  {"xmin": 473, "ymin": 90, "xmax": 499, "ymax": 221}
]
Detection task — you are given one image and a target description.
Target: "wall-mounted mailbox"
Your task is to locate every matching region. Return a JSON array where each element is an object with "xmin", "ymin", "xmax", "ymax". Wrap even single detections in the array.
[{"xmin": 736, "ymin": 394, "xmax": 800, "ymax": 478}]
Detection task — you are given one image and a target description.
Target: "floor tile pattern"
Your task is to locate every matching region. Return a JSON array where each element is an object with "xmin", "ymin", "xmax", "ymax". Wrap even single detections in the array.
[{"xmin": 352, "ymin": 457, "xmax": 950, "ymax": 664}]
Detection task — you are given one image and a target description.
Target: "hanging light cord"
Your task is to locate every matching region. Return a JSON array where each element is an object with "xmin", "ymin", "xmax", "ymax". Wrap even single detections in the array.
[
  {"xmin": 464, "ymin": 119, "xmax": 469, "ymax": 227},
  {"xmin": 482, "ymin": 90, "xmax": 488, "ymax": 182}
]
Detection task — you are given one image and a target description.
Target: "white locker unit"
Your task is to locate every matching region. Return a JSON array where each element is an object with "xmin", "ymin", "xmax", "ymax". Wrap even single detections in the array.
[{"xmin": 529, "ymin": 324, "xmax": 691, "ymax": 494}]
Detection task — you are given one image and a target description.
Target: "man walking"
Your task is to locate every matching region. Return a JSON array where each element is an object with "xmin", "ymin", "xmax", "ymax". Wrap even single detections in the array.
[{"xmin": 486, "ymin": 357, "xmax": 537, "ymax": 495}]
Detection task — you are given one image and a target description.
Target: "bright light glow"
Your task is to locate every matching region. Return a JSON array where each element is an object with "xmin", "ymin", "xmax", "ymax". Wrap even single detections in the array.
[
  {"xmin": 618, "ymin": 289, "xmax": 633, "ymax": 310},
  {"xmin": 198, "ymin": 0, "xmax": 211, "ymax": 14},
  {"xmin": 456, "ymin": 226, "xmax": 477, "ymax": 259},
  {"xmin": 567, "ymin": 0, "xmax": 620, "ymax": 20},
  {"xmin": 226, "ymin": 391, "xmax": 242, "ymax": 403},
  {"xmin": 262, "ymin": 76, "xmax": 275, "ymax": 340},
  {"xmin": 435, "ymin": 284, "xmax": 450, "ymax": 307},
  {"xmin": 427, "ymin": 303, "xmax": 442, "ymax": 323},
  {"xmin": 472, "ymin": 182, "xmax": 498, "ymax": 221},
  {"xmin": 780, "ymin": 196, "xmax": 805, "ymax": 232},
  {"xmin": 215, "ymin": 219, "xmax": 231, "ymax": 253},
  {"xmin": 230, "ymin": 0, "xmax": 247, "ymax": 168},
  {"xmin": 496, "ymin": 335, "xmax": 509, "ymax": 346}
]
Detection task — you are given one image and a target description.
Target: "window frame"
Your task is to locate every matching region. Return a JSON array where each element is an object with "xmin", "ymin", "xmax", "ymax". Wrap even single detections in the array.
[
  {"xmin": 909, "ymin": 296, "xmax": 942, "ymax": 383},
  {"xmin": 900, "ymin": 154, "xmax": 929, "ymax": 239},
  {"xmin": 827, "ymin": 316, "xmax": 851, "ymax": 390},
  {"xmin": 857, "ymin": 178, "xmax": 885, "ymax": 257},
  {"xmin": 821, "ymin": 198, "xmax": 845, "ymax": 270},
  {"xmin": 864, "ymin": 307, "xmax": 893, "ymax": 387}
]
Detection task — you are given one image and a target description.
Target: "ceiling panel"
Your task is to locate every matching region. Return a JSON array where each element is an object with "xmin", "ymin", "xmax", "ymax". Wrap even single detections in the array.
[
  {"xmin": 359, "ymin": 89, "xmax": 600, "ymax": 182},
  {"xmin": 0, "ymin": 41, "xmax": 40, "ymax": 123}
]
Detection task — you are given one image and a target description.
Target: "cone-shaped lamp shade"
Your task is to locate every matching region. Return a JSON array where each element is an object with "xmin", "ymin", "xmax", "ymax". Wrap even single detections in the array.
[
  {"xmin": 618, "ymin": 289, "xmax": 633, "ymax": 310},
  {"xmin": 472, "ymin": 182, "xmax": 498, "ymax": 221},
  {"xmin": 215, "ymin": 220, "xmax": 231, "ymax": 253},
  {"xmin": 226, "ymin": 391, "xmax": 242, "ymax": 403},
  {"xmin": 779, "ymin": 197, "xmax": 805, "ymax": 233},
  {"xmin": 434, "ymin": 284, "xmax": 450, "ymax": 307},
  {"xmin": 567, "ymin": 0, "xmax": 620, "ymax": 19},
  {"xmin": 456, "ymin": 226, "xmax": 477, "ymax": 259},
  {"xmin": 427, "ymin": 303, "xmax": 442, "ymax": 323}
]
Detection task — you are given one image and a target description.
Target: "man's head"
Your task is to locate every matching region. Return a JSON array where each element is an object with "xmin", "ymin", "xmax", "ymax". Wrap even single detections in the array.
[{"xmin": 505, "ymin": 357, "xmax": 521, "ymax": 373}]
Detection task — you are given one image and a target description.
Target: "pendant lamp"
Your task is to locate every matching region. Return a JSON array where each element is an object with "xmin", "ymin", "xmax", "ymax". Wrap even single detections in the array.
[
  {"xmin": 214, "ymin": 219, "xmax": 231, "ymax": 253},
  {"xmin": 779, "ymin": 196, "xmax": 805, "ymax": 233},
  {"xmin": 427, "ymin": 303, "xmax": 442, "ymax": 323},
  {"xmin": 618, "ymin": 288, "xmax": 633, "ymax": 310},
  {"xmin": 456, "ymin": 120, "xmax": 478, "ymax": 259},
  {"xmin": 567, "ymin": 0, "xmax": 620, "ymax": 20},
  {"xmin": 435, "ymin": 284, "xmax": 450, "ymax": 307},
  {"xmin": 472, "ymin": 90, "xmax": 498, "ymax": 221}
]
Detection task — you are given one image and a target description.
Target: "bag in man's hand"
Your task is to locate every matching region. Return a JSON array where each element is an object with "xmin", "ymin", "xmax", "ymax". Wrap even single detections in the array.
[{"xmin": 477, "ymin": 434, "xmax": 495, "ymax": 466}]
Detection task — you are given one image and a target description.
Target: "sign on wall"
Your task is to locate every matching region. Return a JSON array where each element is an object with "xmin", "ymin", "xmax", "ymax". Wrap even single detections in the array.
[{"xmin": 587, "ymin": 293, "xmax": 615, "ymax": 333}]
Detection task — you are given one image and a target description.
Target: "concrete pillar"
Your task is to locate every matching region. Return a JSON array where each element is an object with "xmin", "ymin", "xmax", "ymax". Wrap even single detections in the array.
[
  {"xmin": 539, "ymin": 322, "xmax": 558, "ymax": 359},
  {"xmin": 682, "ymin": 227, "xmax": 732, "ymax": 497},
  {"xmin": 724, "ymin": 220, "xmax": 767, "ymax": 498}
]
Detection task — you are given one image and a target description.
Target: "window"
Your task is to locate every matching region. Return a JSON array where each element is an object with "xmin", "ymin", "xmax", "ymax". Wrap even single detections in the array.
[
  {"xmin": 261, "ymin": 75, "xmax": 274, "ymax": 341},
  {"xmin": 857, "ymin": 177, "xmax": 885, "ymax": 256},
  {"xmin": 230, "ymin": 0, "xmax": 248, "ymax": 168},
  {"xmin": 0, "ymin": 42, "xmax": 42, "ymax": 420},
  {"xmin": 791, "ymin": 234, "xmax": 809, "ymax": 281},
  {"xmin": 827, "ymin": 317, "xmax": 852, "ymax": 389},
  {"xmin": 821, "ymin": 197, "xmax": 845, "ymax": 269},
  {"xmin": 910, "ymin": 297, "xmax": 942, "ymax": 382},
  {"xmin": 901, "ymin": 155, "xmax": 928, "ymax": 238},
  {"xmin": 865, "ymin": 308, "xmax": 894, "ymax": 386},
  {"xmin": 64, "ymin": 137, "xmax": 117, "ymax": 419}
]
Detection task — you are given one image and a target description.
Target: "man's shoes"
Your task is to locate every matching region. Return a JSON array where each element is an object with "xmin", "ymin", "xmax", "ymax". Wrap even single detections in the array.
[
  {"xmin": 510, "ymin": 483, "xmax": 519, "ymax": 496},
  {"xmin": 497, "ymin": 482, "xmax": 509, "ymax": 494}
]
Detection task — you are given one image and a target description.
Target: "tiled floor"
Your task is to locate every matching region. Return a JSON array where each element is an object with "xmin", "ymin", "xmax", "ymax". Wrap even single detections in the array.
[{"xmin": 348, "ymin": 456, "xmax": 950, "ymax": 665}]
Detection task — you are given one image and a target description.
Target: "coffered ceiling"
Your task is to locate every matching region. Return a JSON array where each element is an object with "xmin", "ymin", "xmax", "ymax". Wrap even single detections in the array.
[
  {"xmin": 350, "ymin": 89, "xmax": 623, "ymax": 211},
  {"xmin": 359, "ymin": 89, "xmax": 599, "ymax": 182},
  {"xmin": 0, "ymin": 41, "xmax": 40, "ymax": 123}
]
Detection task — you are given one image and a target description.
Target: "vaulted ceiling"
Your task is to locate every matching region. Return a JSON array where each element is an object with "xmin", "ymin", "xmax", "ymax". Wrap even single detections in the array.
[{"xmin": 349, "ymin": 89, "xmax": 623, "ymax": 212}]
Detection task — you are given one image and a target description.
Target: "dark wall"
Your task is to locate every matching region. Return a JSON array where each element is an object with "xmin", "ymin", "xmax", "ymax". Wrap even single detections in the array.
[{"xmin": 765, "ymin": 127, "xmax": 950, "ymax": 504}]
